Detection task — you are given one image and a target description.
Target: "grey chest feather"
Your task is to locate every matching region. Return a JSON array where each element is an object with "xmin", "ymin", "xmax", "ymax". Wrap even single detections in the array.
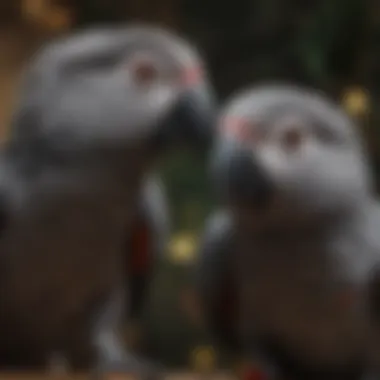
[
  {"xmin": 0, "ymin": 179, "xmax": 135, "ymax": 342},
  {"xmin": 235, "ymin": 238, "xmax": 371, "ymax": 366}
]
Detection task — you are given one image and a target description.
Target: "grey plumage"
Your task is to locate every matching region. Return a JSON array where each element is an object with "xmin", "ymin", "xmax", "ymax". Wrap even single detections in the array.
[
  {"xmin": 196, "ymin": 84, "xmax": 380, "ymax": 380},
  {"xmin": 0, "ymin": 24, "xmax": 215, "ymax": 376}
]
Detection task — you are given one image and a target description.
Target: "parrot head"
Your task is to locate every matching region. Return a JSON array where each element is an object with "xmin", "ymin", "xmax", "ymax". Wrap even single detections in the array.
[
  {"xmin": 10, "ymin": 24, "xmax": 216, "ymax": 164},
  {"xmin": 211, "ymin": 84, "xmax": 372, "ymax": 228}
]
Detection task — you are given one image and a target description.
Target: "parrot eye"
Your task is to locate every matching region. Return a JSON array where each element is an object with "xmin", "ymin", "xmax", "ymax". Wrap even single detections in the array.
[
  {"xmin": 279, "ymin": 125, "xmax": 304, "ymax": 153},
  {"xmin": 128, "ymin": 53, "xmax": 160, "ymax": 85},
  {"xmin": 273, "ymin": 115, "xmax": 306, "ymax": 153}
]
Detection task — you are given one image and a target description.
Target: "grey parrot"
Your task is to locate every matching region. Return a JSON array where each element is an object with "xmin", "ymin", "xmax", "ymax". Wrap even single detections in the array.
[
  {"xmin": 0, "ymin": 23, "xmax": 215, "ymax": 377},
  {"xmin": 195, "ymin": 84, "xmax": 380, "ymax": 380}
]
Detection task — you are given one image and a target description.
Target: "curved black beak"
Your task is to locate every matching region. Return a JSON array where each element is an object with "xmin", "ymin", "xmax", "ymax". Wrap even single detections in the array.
[
  {"xmin": 210, "ymin": 139, "xmax": 274, "ymax": 208},
  {"xmin": 151, "ymin": 84, "xmax": 217, "ymax": 153},
  {"xmin": 178, "ymin": 84, "xmax": 216, "ymax": 147}
]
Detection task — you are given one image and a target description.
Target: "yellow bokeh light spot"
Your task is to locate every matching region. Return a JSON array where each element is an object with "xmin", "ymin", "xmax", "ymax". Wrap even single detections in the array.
[
  {"xmin": 190, "ymin": 345, "xmax": 217, "ymax": 372},
  {"xmin": 341, "ymin": 87, "xmax": 370, "ymax": 117},
  {"xmin": 167, "ymin": 232, "xmax": 197, "ymax": 264}
]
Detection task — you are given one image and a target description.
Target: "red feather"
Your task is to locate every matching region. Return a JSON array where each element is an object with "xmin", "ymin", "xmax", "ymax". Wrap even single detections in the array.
[{"xmin": 129, "ymin": 220, "xmax": 151, "ymax": 275}]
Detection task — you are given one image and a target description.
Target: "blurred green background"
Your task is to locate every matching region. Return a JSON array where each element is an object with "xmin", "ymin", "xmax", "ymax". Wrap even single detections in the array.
[{"xmin": 0, "ymin": 0, "xmax": 379, "ymax": 372}]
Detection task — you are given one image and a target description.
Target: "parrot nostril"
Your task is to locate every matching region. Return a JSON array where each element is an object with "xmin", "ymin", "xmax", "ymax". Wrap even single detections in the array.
[{"xmin": 226, "ymin": 150, "xmax": 274, "ymax": 208}]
